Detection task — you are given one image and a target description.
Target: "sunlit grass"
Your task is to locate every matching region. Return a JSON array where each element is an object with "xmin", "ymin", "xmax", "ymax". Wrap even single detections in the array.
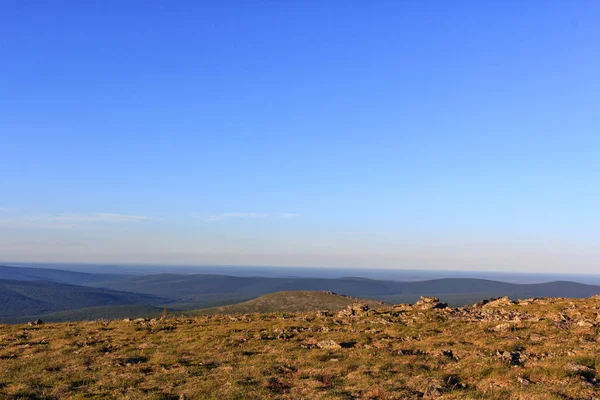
[{"xmin": 1, "ymin": 296, "xmax": 599, "ymax": 399}]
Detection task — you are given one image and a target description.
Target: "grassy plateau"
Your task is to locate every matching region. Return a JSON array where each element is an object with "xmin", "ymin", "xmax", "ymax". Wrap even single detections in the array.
[{"xmin": 1, "ymin": 292, "xmax": 599, "ymax": 399}]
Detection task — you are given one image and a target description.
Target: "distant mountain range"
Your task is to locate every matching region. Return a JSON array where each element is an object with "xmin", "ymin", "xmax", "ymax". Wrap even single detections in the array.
[
  {"xmin": 90, "ymin": 273, "xmax": 600, "ymax": 307},
  {"xmin": 1, "ymin": 264, "xmax": 600, "ymax": 322}
]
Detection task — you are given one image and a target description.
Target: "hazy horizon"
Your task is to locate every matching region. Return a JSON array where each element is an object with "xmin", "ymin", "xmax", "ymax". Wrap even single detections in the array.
[{"xmin": 2, "ymin": 2, "xmax": 600, "ymax": 274}]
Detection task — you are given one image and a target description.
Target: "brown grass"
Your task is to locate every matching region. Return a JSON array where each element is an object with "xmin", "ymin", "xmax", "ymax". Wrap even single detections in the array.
[{"xmin": 1, "ymin": 295, "xmax": 599, "ymax": 399}]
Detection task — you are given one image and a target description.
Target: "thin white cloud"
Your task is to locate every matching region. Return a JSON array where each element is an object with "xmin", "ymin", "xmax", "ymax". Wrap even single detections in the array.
[
  {"xmin": 204, "ymin": 212, "xmax": 267, "ymax": 222},
  {"xmin": 0, "ymin": 213, "xmax": 150, "ymax": 228}
]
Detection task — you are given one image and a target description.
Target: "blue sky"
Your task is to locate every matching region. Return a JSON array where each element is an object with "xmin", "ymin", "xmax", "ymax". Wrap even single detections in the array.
[{"xmin": 1, "ymin": 1, "xmax": 599, "ymax": 272}]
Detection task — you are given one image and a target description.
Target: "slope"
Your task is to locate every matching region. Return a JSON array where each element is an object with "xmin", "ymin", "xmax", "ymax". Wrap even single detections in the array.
[{"xmin": 0, "ymin": 305, "xmax": 166, "ymax": 324}]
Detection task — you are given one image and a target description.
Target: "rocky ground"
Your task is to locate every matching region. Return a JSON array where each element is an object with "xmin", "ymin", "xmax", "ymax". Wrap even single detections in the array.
[{"xmin": 1, "ymin": 295, "xmax": 600, "ymax": 399}]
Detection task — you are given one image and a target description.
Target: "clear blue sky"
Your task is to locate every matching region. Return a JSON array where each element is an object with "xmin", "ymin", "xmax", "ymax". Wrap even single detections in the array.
[{"xmin": 1, "ymin": 1, "xmax": 599, "ymax": 272}]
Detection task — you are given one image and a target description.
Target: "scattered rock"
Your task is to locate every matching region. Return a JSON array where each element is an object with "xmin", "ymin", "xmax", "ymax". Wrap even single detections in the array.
[
  {"xmin": 413, "ymin": 297, "xmax": 447, "ymax": 310},
  {"xmin": 28, "ymin": 319, "xmax": 44, "ymax": 326},
  {"xmin": 496, "ymin": 350, "xmax": 524, "ymax": 366},
  {"xmin": 477, "ymin": 297, "xmax": 515, "ymax": 308},
  {"xmin": 423, "ymin": 375, "xmax": 465, "ymax": 398},
  {"xmin": 396, "ymin": 348, "xmax": 427, "ymax": 356},
  {"xmin": 122, "ymin": 318, "xmax": 132, "ymax": 322},
  {"xmin": 264, "ymin": 377, "xmax": 291, "ymax": 393},
  {"xmin": 316, "ymin": 340, "xmax": 342, "ymax": 349},
  {"xmin": 337, "ymin": 303, "xmax": 370, "ymax": 317},
  {"xmin": 300, "ymin": 338, "xmax": 319, "ymax": 349},
  {"xmin": 566, "ymin": 362, "xmax": 598, "ymax": 384},
  {"xmin": 439, "ymin": 349, "xmax": 458, "ymax": 361},
  {"xmin": 416, "ymin": 296, "xmax": 439, "ymax": 304},
  {"xmin": 423, "ymin": 383, "xmax": 442, "ymax": 398},
  {"xmin": 316, "ymin": 311, "xmax": 333, "ymax": 317},
  {"xmin": 133, "ymin": 318, "xmax": 147, "ymax": 323},
  {"xmin": 443, "ymin": 374, "xmax": 466, "ymax": 390},
  {"xmin": 517, "ymin": 375, "xmax": 531, "ymax": 385},
  {"xmin": 473, "ymin": 299, "xmax": 491, "ymax": 308},
  {"xmin": 576, "ymin": 320, "xmax": 594, "ymax": 328},
  {"xmin": 529, "ymin": 333, "xmax": 546, "ymax": 342},
  {"xmin": 567, "ymin": 362, "xmax": 595, "ymax": 378},
  {"xmin": 490, "ymin": 323, "xmax": 514, "ymax": 332},
  {"xmin": 517, "ymin": 297, "xmax": 548, "ymax": 306},
  {"xmin": 551, "ymin": 313, "xmax": 570, "ymax": 323}
]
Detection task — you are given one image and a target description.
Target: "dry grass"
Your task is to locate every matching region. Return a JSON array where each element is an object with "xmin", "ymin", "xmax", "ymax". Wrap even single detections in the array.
[{"xmin": 1, "ymin": 295, "xmax": 599, "ymax": 399}]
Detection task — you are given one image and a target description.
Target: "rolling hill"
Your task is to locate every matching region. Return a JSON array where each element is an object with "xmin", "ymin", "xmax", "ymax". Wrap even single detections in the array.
[
  {"xmin": 188, "ymin": 290, "xmax": 387, "ymax": 315},
  {"xmin": 0, "ymin": 279, "xmax": 166, "ymax": 318},
  {"xmin": 0, "ymin": 264, "xmax": 124, "ymax": 285},
  {"xmin": 88, "ymin": 274, "xmax": 600, "ymax": 308},
  {"xmin": 2, "ymin": 265, "xmax": 600, "ymax": 322}
]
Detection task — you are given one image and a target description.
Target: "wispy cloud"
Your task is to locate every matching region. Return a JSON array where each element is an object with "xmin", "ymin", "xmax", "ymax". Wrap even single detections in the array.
[
  {"xmin": 0, "ymin": 213, "xmax": 150, "ymax": 228},
  {"xmin": 203, "ymin": 212, "xmax": 267, "ymax": 222}
]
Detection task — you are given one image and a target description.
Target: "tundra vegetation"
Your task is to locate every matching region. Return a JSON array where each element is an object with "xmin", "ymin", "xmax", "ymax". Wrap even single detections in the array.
[{"xmin": 1, "ymin": 292, "xmax": 599, "ymax": 399}]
